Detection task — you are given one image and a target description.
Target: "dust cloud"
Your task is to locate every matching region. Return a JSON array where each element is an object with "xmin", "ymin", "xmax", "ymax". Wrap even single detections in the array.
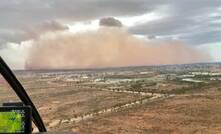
[{"xmin": 25, "ymin": 28, "xmax": 209, "ymax": 69}]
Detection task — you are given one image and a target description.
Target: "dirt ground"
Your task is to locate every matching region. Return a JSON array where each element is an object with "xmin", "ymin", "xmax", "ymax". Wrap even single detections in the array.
[
  {"xmin": 55, "ymin": 84, "xmax": 221, "ymax": 134},
  {"xmin": 1, "ymin": 71, "xmax": 221, "ymax": 134}
]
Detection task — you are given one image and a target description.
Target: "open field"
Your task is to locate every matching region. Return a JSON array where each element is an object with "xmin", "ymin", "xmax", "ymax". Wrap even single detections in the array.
[
  {"xmin": 1, "ymin": 63, "xmax": 221, "ymax": 133},
  {"xmin": 62, "ymin": 84, "xmax": 221, "ymax": 134}
]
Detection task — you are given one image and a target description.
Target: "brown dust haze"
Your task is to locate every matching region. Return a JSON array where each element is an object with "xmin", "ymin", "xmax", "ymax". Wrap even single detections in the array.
[{"xmin": 25, "ymin": 28, "xmax": 209, "ymax": 69}]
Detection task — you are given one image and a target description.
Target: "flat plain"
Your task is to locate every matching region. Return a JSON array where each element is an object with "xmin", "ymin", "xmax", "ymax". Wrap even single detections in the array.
[{"xmin": 1, "ymin": 63, "xmax": 221, "ymax": 133}]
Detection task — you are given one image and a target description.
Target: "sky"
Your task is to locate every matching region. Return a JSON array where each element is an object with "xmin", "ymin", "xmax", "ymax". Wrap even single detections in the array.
[{"xmin": 0, "ymin": 0, "xmax": 221, "ymax": 69}]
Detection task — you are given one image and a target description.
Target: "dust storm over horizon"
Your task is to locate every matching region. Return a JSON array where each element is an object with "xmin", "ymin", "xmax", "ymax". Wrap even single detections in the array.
[
  {"xmin": 25, "ymin": 28, "xmax": 210, "ymax": 70},
  {"xmin": 0, "ymin": 0, "xmax": 220, "ymax": 69}
]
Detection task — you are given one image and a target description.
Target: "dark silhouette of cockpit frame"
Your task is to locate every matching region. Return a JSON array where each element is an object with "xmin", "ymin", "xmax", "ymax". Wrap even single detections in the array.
[{"xmin": 0, "ymin": 56, "xmax": 47, "ymax": 132}]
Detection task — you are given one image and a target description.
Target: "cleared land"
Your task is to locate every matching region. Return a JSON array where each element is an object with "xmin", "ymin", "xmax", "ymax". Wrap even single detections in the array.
[{"xmin": 0, "ymin": 64, "xmax": 221, "ymax": 133}]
